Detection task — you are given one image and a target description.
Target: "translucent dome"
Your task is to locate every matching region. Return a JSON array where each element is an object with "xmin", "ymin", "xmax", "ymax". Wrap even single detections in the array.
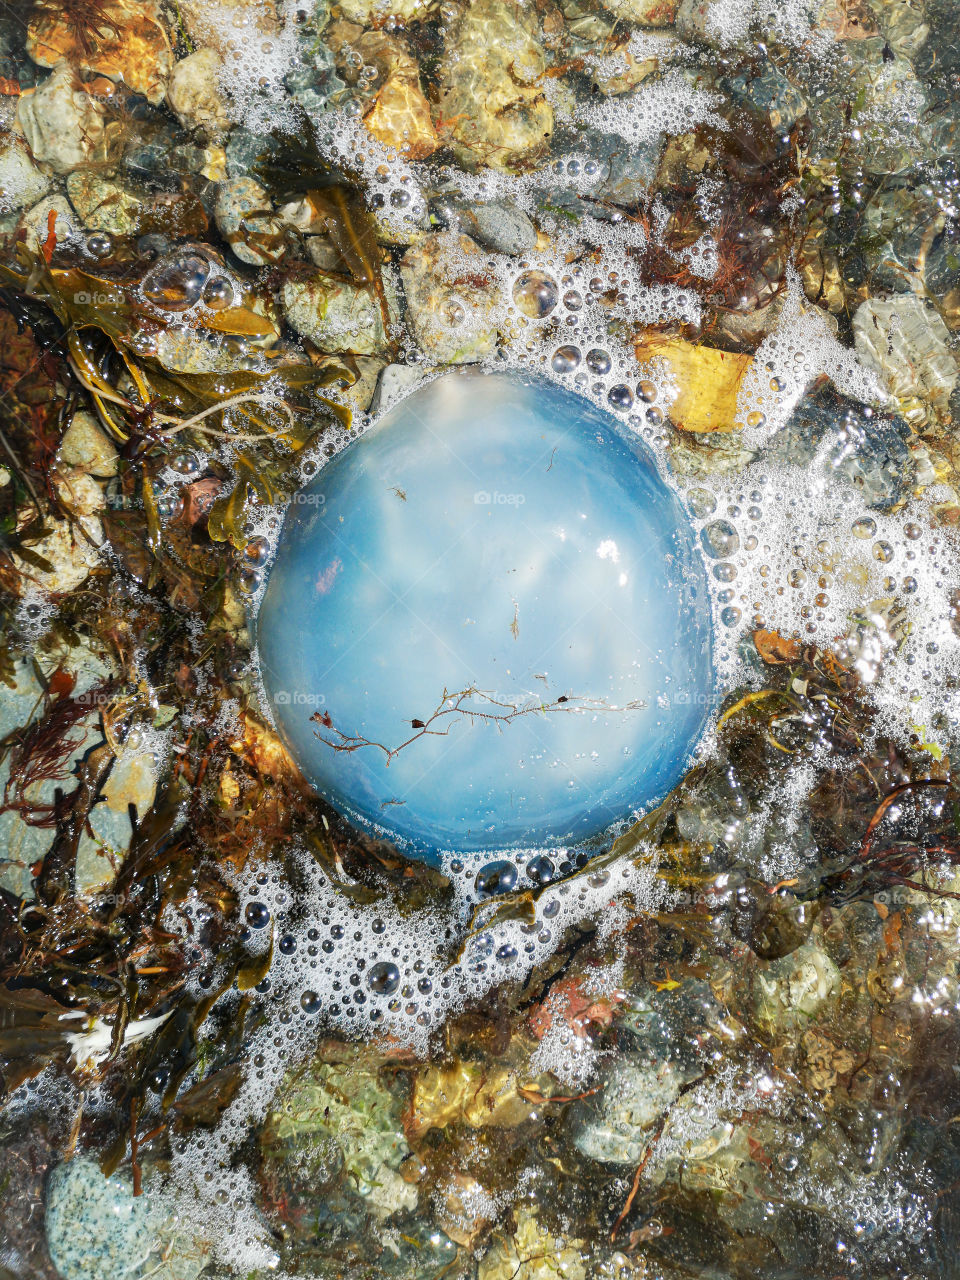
[{"xmin": 256, "ymin": 372, "xmax": 714, "ymax": 860}]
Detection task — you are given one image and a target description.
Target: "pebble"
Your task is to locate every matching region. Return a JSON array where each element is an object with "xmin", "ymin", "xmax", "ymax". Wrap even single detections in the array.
[
  {"xmin": 599, "ymin": 0, "xmax": 678, "ymax": 22},
  {"xmin": 58, "ymin": 410, "xmax": 120, "ymax": 479},
  {"xmin": 722, "ymin": 62, "xmax": 807, "ymax": 133},
  {"xmin": 753, "ymin": 942, "xmax": 841, "ymax": 1031},
  {"xmin": 634, "ymin": 336, "xmax": 753, "ymax": 433},
  {"xmin": 284, "ymin": 45, "xmax": 344, "ymax": 117},
  {"xmin": 177, "ymin": 0, "xmax": 280, "ymax": 56},
  {"xmin": 214, "ymin": 176, "xmax": 285, "ymax": 265},
  {"xmin": 676, "ymin": 0, "xmax": 755, "ymax": 46},
  {"xmin": 588, "ymin": 31, "xmax": 671, "ymax": 95},
  {"xmin": 0, "ymin": 134, "xmax": 50, "ymax": 213},
  {"xmin": 478, "ymin": 1207, "xmax": 585, "ymax": 1280},
  {"xmin": 370, "ymin": 361, "xmax": 435, "ymax": 414},
  {"xmin": 439, "ymin": 0, "xmax": 553, "ymax": 172},
  {"xmin": 853, "ymin": 293, "xmax": 958, "ymax": 425},
  {"xmin": 338, "ymin": 0, "xmax": 437, "ymax": 21},
  {"xmin": 167, "ymin": 48, "xmax": 235, "ymax": 135},
  {"xmin": 77, "ymin": 745, "xmax": 158, "ymax": 894},
  {"xmin": 18, "ymin": 193, "xmax": 83, "ymax": 252},
  {"xmin": 400, "ymin": 232, "xmax": 502, "ymax": 364},
  {"xmin": 573, "ymin": 1055, "xmax": 693, "ymax": 1163},
  {"xmin": 282, "ymin": 273, "xmax": 398, "ymax": 355},
  {"xmin": 445, "ymin": 200, "xmax": 538, "ymax": 255},
  {"xmin": 364, "ymin": 70, "xmax": 439, "ymax": 160},
  {"xmin": 17, "ymin": 63, "xmax": 108, "ymax": 174},
  {"xmin": 767, "ymin": 386, "xmax": 914, "ymax": 511},
  {"xmin": 66, "ymin": 172, "xmax": 142, "ymax": 237},
  {"xmin": 810, "ymin": 37, "xmax": 931, "ymax": 175},
  {"xmin": 26, "ymin": 0, "xmax": 173, "ymax": 105},
  {"xmin": 45, "ymin": 1157, "xmax": 207, "ymax": 1280}
]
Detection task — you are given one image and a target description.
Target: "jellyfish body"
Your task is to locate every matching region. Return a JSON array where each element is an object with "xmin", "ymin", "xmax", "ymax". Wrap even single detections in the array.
[{"xmin": 256, "ymin": 372, "xmax": 714, "ymax": 861}]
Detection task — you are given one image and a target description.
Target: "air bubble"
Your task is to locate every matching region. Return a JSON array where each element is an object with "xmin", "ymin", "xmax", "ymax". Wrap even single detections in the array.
[
  {"xmin": 526, "ymin": 854, "xmax": 555, "ymax": 884},
  {"xmin": 367, "ymin": 961, "xmax": 401, "ymax": 995},
  {"xmin": 688, "ymin": 487, "xmax": 717, "ymax": 518},
  {"xmin": 585, "ymin": 349, "xmax": 612, "ymax": 375},
  {"xmin": 475, "ymin": 860, "xmax": 519, "ymax": 896},
  {"xmin": 143, "ymin": 251, "xmax": 210, "ymax": 312},
  {"xmin": 203, "ymin": 277, "xmax": 235, "ymax": 310},
  {"xmin": 86, "ymin": 232, "xmax": 112, "ymax": 259},
  {"xmin": 551, "ymin": 345, "xmax": 581, "ymax": 374},
  {"xmin": 512, "ymin": 270, "xmax": 559, "ymax": 318},
  {"xmin": 171, "ymin": 450, "xmax": 201, "ymax": 477},
  {"xmin": 701, "ymin": 520, "xmax": 740, "ymax": 559},
  {"xmin": 441, "ymin": 296, "xmax": 466, "ymax": 327}
]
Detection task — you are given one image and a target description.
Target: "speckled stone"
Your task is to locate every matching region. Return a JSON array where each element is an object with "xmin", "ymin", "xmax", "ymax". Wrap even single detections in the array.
[{"xmin": 45, "ymin": 1159, "xmax": 157, "ymax": 1280}]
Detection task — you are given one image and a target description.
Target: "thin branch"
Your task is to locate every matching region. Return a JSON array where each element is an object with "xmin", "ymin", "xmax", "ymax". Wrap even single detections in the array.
[{"xmin": 311, "ymin": 685, "xmax": 646, "ymax": 766}]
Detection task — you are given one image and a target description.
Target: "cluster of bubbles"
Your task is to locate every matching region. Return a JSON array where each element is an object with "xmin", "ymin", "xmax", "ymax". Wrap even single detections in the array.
[
  {"xmin": 140, "ymin": 246, "xmax": 239, "ymax": 317},
  {"xmin": 152, "ymin": 841, "xmax": 667, "ymax": 1269}
]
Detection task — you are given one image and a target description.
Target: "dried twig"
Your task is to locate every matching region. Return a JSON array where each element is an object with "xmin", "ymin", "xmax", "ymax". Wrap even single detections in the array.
[{"xmin": 312, "ymin": 685, "xmax": 646, "ymax": 765}]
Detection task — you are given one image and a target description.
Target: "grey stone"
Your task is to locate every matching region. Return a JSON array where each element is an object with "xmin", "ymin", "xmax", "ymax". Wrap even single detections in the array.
[
  {"xmin": 214, "ymin": 176, "xmax": 285, "ymax": 265},
  {"xmin": 370, "ymin": 362, "xmax": 437, "ymax": 415},
  {"xmin": 224, "ymin": 127, "xmax": 276, "ymax": 179},
  {"xmin": 17, "ymin": 63, "xmax": 107, "ymax": 174},
  {"xmin": 0, "ymin": 135, "xmax": 50, "ymax": 213},
  {"xmin": 285, "ymin": 49, "xmax": 345, "ymax": 117},
  {"xmin": 722, "ymin": 63, "xmax": 807, "ymax": 133},
  {"xmin": 282, "ymin": 272, "xmax": 399, "ymax": 355},
  {"xmin": 853, "ymin": 293, "xmax": 958, "ymax": 425},
  {"xmin": 766, "ymin": 386, "xmax": 915, "ymax": 511},
  {"xmin": 46, "ymin": 1159, "xmax": 157, "ymax": 1280},
  {"xmin": 458, "ymin": 201, "xmax": 537, "ymax": 255},
  {"xmin": 572, "ymin": 1055, "xmax": 695, "ymax": 1164},
  {"xmin": 66, "ymin": 172, "xmax": 142, "ymax": 236}
]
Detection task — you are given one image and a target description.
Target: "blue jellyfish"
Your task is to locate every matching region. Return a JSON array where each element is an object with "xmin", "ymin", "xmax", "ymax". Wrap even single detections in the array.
[{"xmin": 256, "ymin": 371, "xmax": 714, "ymax": 862}]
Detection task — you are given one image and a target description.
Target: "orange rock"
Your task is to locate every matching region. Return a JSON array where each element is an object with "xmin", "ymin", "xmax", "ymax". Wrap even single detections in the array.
[
  {"xmin": 177, "ymin": 0, "xmax": 280, "ymax": 57},
  {"xmin": 527, "ymin": 974, "xmax": 624, "ymax": 1041},
  {"xmin": 363, "ymin": 71, "xmax": 439, "ymax": 160},
  {"xmin": 27, "ymin": 0, "xmax": 172, "ymax": 105}
]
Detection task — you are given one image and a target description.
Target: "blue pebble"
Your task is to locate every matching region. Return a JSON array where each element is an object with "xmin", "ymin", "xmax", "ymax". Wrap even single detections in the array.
[{"xmin": 256, "ymin": 372, "xmax": 714, "ymax": 861}]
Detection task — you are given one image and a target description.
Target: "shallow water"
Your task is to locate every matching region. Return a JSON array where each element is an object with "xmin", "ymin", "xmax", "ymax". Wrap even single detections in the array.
[{"xmin": 2, "ymin": 1, "xmax": 960, "ymax": 1278}]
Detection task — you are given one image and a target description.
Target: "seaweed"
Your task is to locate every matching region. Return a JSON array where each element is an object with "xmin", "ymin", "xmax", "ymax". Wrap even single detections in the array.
[{"xmin": 255, "ymin": 119, "xmax": 395, "ymax": 341}]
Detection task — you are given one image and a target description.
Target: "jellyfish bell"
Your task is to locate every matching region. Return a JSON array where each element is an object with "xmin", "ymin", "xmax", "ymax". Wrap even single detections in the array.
[{"xmin": 255, "ymin": 371, "xmax": 715, "ymax": 863}]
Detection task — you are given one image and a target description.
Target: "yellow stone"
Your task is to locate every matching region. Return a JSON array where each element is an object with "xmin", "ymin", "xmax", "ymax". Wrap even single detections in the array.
[
  {"xmin": 635, "ymin": 336, "xmax": 753, "ymax": 433},
  {"xmin": 479, "ymin": 1207, "xmax": 586, "ymax": 1280},
  {"xmin": 363, "ymin": 72, "xmax": 439, "ymax": 160},
  {"xmin": 407, "ymin": 1057, "xmax": 549, "ymax": 1138},
  {"xmin": 26, "ymin": 0, "xmax": 173, "ymax": 105}
]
